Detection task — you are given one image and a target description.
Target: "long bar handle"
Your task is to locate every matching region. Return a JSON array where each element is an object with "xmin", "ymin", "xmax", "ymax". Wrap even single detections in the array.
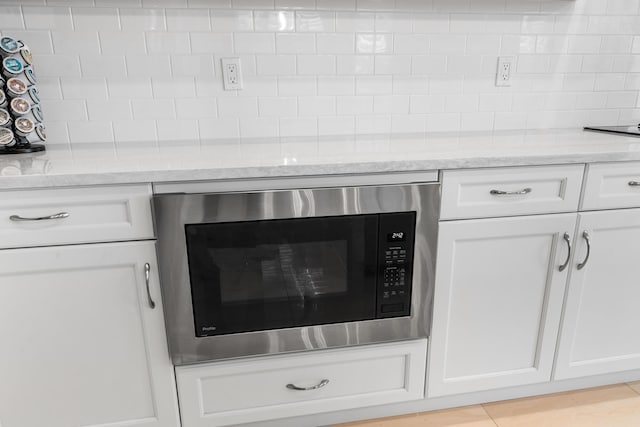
[
  {"xmin": 286, "ymin": 379, "xmax": 329, "ymax": 391},
  {"xmin": 10, "ymin": 212, "xmax": 69, "ymax": 222},
  {"xmin": 490, "ymin": 188, "xmax": 532, "ymax": 196},
  {"xmin": 559, "ymin": 232, "xmax": 572, "ymax": 272},
  {"xmin": 577, "ymin": 231, "xmax": 591, "ymax": 270},
  {"xmin": 144, "ymin": 263, "xmax": 156, "ymax": 309},
  {"xmin": 628, "ymin": 181, "xmax": 640, "ymax": 186}
]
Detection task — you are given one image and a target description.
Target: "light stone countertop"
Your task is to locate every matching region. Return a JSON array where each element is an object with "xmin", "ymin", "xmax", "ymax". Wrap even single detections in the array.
[{"xmin": 1, "ymin": 128, "xmax": 640, "ymax": 190}]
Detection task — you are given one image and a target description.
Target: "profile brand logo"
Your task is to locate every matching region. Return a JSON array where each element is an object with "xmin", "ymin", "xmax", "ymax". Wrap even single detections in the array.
[{"xmin": 202, "ymin": 326, "xmax": 217, "ymax": 331}]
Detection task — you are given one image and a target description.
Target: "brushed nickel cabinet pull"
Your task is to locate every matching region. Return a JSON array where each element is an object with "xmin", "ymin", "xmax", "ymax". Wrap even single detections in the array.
[
  {"xmin": 577, "ymin": 232, "xmax": 591, "ymax": 270},
  {"xmin": 144, "ymin": 263, "xmax": 156, "ymax": 309},
  {"xmin": 559, "ymin": 232, "xmax": 571, "ymax": 272},
  {"xmin": 628, "ymin": 181, "xmax": 640, "ymax": 186},
  {"xmin": 489, "ymin": 188, "xmax": 532, "ymax": 196},
  {"xmin": 286, "ymin": 379, "xmax": 329, "ymax": 391},
  {"xmin": 10, "ymin": 212, "xmax": 69, "ymax": 221}
]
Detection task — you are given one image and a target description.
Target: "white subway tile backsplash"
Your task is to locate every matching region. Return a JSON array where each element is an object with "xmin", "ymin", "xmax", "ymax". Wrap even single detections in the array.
[
  {"xmin": 234, "ymin": 33, "xmax": 276, "ymax": 53},
  {"xmin": 258, "ymin": 97, "xmax": 298, "ymax": 116},
  {"xmin": 337, "ymin": 12, "xmax": 374, "ymax": 33},
  {"xmin": 166, "ymin": 8, "xmax": 211, "ymax": 31},
  {"xmin": 72, "ymin": 7, "xmax": 120, "ymax": 31},
  {"xmin": 317, "ymin": 34, "xmax": 355, "ymax": 54},
  {"xmin": 86, "ymin": 99, "xmax": 133, "ymax": 121},
  {"xmin": 120, "ymin": 8, "xmax": 166, "ymax": 31},
  {"xmin": 7, "ymin": 0, "xmax": 638, "ymax": 144},
  {"xmin": 157, "ymin": 119, "xmax": 200, "ymax": 141},
  {"xmin": 210, "ymin": 10, "xmax": 254, "ymax": 32},
  {"xmin": 175, "ymin": 98, "xmax": 218, "ymax": 118},
  {"xmin": 126, "ymin": 54, "xmax": 171, "ymax": 76},
  {"xmin": 218, "ymin": 97, "xmax": 259, "ymax": 117},
  {"xmin": 51, "ymin": 31, "xmax": 100, "ymax": 54},
  {"xmin": 254, "ymin": 11, "xmax": 295, "ymax": 31},
  {"xmin": 68, "ymin": 121, "xmax": 114, "ymax": 143},
  {"xmin": 132, "ymin": 99, "xmax": 176, "ymax": 120},
  {"xmin": 239, "ymin": 117, "xmax": 279, "ymax": 137},
  {"xmin": 61, "ymin": 77, "xmax": 108, "ymax": 100},
  {"xmin": 199, "ymin": 118, "xmax": 240, "ymax": 139},
  {"xmin": 23, "ymin": 7, "xmax": 73, "ymax": 30},
  {"xmin": 276, "ymin": 33, "xmax": 316, "ymax": 53},
  {"xmin": 298, "ymin": 55, "xmax": 336, "ymax": 75},
  {"xmin": 299, "ymin": 96, "xmax": 336, "ymax": 115},
  {"xmin": 0, "ymin": 7, "xmax": 25, "ymax": 30},
  {"xmin": 337, "ymin": 55, "xmax": 374, "ymax": 75}
]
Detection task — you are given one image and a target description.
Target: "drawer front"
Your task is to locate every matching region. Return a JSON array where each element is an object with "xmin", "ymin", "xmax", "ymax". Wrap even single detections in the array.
[
  {"xmin": 441, "ymin": 165, "xmax": 585, "ymax": 220},
  {"xmin": 581, "ymin": 162, "xmax": 640, "ymax": 210},
  {"xmin": 0, "ymin": 184, "xmax": 153, "ymax": 248},
  {"xmin": 175, "ymin": 340, "xmax": 427, "ymax": 427}
]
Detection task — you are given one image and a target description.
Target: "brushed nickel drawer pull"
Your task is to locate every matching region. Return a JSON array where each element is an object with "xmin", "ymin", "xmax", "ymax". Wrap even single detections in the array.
[
  {"xmin": 628, "ymin": 181, "xmax": 640, "ymax": 186},
  {"xmin": 9, "ymin": 212, "xmax": 70, "ymax": 222},
  {"xmin": 559, "ymin": 232, "xmax": 571, "ymax": 272},
  {"xmin": 577, "ymin": 231, "xmax": 591, "ymax": 270},
  {"xmin": 489, "ymin": 188, "xmax": 532, "ymax": 196},
  {"xmin": 144, "ymin": 263, "xmax": 156, "ymax": 309},
  {"xmin": 286, "ymin": 379, "xmax": 329, "ymax": 391}
]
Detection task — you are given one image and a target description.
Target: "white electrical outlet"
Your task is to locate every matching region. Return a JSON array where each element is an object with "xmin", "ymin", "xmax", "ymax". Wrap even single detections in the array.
[
  {"xmin": 221, "ymin": 57, "xmax": 243, "ymax": 90},
  {"xmin": 495, "ymin": 56, "xmax": 514, "ymax": 87}
]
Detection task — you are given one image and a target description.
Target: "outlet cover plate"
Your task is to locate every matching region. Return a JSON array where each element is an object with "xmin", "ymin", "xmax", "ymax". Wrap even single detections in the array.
[
  {"xmin": 221, "ymin": 57, "xmax": 243, "ymax": 90},
  {"xmin": 496, "ymin": 56, "xmax": 514, "ymax": 87}
]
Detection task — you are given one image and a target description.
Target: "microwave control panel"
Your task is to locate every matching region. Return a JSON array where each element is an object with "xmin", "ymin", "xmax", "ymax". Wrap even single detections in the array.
[{"xmin": 376, "ymin": 212, "xmax": 415, "ymax": 318}]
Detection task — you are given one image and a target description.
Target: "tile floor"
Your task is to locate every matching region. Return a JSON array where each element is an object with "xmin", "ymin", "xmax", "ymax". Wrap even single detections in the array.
[{"xmin": 336, "ymin": 382, "xmax": 640, "ymax": 427}]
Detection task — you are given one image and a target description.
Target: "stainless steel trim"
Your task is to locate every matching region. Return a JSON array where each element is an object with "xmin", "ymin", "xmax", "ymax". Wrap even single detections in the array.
[
  {"xmin": 9, "ymin": 212, "xmax": 69, "ymax": 221},
  {"xmin": 628, "ymin": 181, "xmax": 640, "ymax": 187},
  {"xmin": 559, "ymin": 232, "xmax": 571, "ymax": 272},
  {"xmin": 577, "ymin": 231, "xmax": 591, "ymax": 270},
  {"xmin": 489, "ymin": 188, "xmax": 532, "ymax": 196},
  {"xmin": 153, "ymin": 182, "xmax": 440, "ymax": 365},
  {"xmin": 144, "ymin": 263, "xmax": 156, "ymax": 309},
  {"xmin": 286, "ymin": 379, "xmax": 329, "ymax": 391}
]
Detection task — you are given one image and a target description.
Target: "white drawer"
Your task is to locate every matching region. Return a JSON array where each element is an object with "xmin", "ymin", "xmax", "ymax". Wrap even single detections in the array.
[
  {"xmin": 175, "ymin": 340, "xmax": 427, "ymax": 427},
  {"xmin": 440, "ymin": 165, "xmax": 585, "ymax": 220},
  {"xmin": 0, "ymin": 184, "xmax": 153, "ymax": 249},
  {"xmin": 581, "ymin": 162, "xmax": 640, "ymax": 211}
]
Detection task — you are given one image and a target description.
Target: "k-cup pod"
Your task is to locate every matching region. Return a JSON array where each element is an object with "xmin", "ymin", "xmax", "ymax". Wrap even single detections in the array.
[
  {"xmin": 0, "ymin": 108, "xmax": 11, "ymax": 127},
  {"xmin": 0, "ymin": 75, "xmax": 5, "ymax": 89},
  {"xmin": 0, "ymin": 37, "xmax": 22, "ymax": 56},
  {"xmin": 32, "ymin": 105, "xmax": 43, "ymax": 123},
  {"xmin": 9, "ymin": 97, "xmax": 30, "ymax": 116},
  {"xmin": 27, "ymin": 87, "xmax": 40, "ymax": 104},
  {"xmin": 26, "ymin": 124, "xmax": 46, "ymax": 143},
  {"xmin": 2, "ymin": 57, "xmax": 24, "ymax": 77},
  {"xmin": 0, "ymin": 90, "xmax": 6, "ymax": 108},
  {"xmin": 6, "ymin": 77, "xmax": 27, "ymax": 97},
  {"xmin": 14, "ymin": 116, "xmax": 35, "ymax": 137},
  {"xmin": 24, "ymin": 68, "xmax": 37, "ymax": 86},
  {"xmin": 20, "ymin": 48, "xmax": 33, "ymax": 67},
  {"xmin": 0, "ymin": 127, "xmax": 16, "ymax": 147}
]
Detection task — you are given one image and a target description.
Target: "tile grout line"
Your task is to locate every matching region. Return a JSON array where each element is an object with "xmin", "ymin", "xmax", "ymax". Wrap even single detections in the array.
[{"xmin": 626, "ymin": 382, "xmax": 640, "ymax": 396}]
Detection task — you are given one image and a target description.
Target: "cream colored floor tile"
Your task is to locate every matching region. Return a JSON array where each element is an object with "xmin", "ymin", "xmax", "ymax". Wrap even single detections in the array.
[
  {"xmin": 483, "ymin": 384, "xmax": 640, "ymax": 427},
  {"xmin": 629, "ymin": 382, "xmax": 640, "ymax": 395},
  {"xmin": 336, "ymin": 405, "xmax": 497, "ymax": 427}
]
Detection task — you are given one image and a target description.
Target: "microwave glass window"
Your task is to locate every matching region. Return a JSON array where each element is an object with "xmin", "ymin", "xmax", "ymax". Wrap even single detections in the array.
[
  {"xmin": 185, "ymin": 215, "xmax": 379, "ymax": 337},
  {"xmin": 210, "ymin": 240, "xmax": 348, "ymax": 303}
]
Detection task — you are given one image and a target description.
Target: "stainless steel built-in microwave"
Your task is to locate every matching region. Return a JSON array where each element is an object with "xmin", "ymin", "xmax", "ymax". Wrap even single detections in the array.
[{"xmin": 153, "ymin": 182, "xmax": 439, "ymax": 365}]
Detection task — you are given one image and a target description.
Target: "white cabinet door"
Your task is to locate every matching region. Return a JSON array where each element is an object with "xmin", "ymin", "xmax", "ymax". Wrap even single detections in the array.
[
  {"xmin": 428, "ymin": 214, "xmax": 577, "ymax": 397},
  {"xmin": 0, "ymin": 242, "xmax": 179, "ymax": 427},
  {"xmin": 554, "ymin": 209, "xmax": 640, "ymax": 380}
]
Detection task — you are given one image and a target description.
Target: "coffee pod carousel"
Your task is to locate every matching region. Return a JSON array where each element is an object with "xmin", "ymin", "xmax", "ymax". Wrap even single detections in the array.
[{"xmin": 0, "ymin": 36, "xmax": 46, "ymax": 154}]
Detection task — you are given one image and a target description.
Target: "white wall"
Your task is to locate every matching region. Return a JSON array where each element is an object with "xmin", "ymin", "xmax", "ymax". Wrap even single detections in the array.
[{"xmin": 1, "ymin": 0, "xmax": 639, "ymax": 145}]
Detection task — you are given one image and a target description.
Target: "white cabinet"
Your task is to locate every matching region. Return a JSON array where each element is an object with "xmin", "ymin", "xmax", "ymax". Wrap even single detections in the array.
[
  {"xmin": 428, "ymin": 214, "xmax": 577, "ymax": 397},
  {"xmin": 0, "ymin": 242, "xmax": 180, "ymax": 427},
  {"xmin": 554, "ymin": 209, "xmax": 640, "ymax": 379},
  {"xmin": 176, "ymin": 340, "xmax": 427, "ymax": 427}
]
